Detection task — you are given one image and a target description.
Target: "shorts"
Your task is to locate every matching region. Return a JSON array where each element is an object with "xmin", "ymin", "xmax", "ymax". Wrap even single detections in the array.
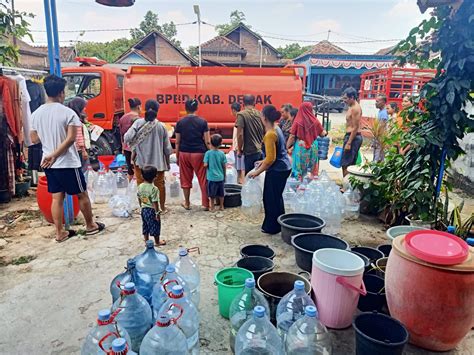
[
  {"xmin": 341, "ymin": 133, "xmax": 363, "ymax": 167},
  {"xmin": 44, "ymin": 168, "xmax": 87, "ymax": 195},
  {"xmin": 141, "ymin": 207, "xmax": 161, "ymax": 236},
  {"xmin": 207, "ymin": 180, "xmax": 225, "ymax": 198},
  {"xmin": 233, "ymin": 151, "xmax": 245, "ymax": 171}
]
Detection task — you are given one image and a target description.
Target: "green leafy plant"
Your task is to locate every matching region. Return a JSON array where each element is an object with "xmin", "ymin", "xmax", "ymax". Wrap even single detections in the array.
[{"xmin": 449, "ymin": 205, "xmax": 474, "ymax": 240}]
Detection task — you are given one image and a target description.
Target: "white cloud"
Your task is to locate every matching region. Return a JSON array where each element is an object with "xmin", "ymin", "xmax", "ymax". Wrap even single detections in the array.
[
  {"xmin": 387, "ymin": 0, "xmax": 420, "ymax": 17},
  {"xmin": 309, "ymin": 19, "xmax": 341, "ymax": 34}
]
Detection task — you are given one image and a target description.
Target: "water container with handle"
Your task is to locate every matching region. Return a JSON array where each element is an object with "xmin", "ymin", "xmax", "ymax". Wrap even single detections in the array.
[
  {"xmin": 158, "ymin": 285, "xmax": 200, "ymax": 355},
  {"xmin": 329, "ymin": 147, "xmax": 343, "ymax": 168},
  {"xmin": 81, "ymin": 309, "xmax": 131, "ymax": 355},
  {"xmin": 127, "ymin": 177, "xmax": 139, "ymax": 210},
  {"xmin": 174, "ymin": 247, "xmax": 200, "ymax": 306},
  {"xmin": 102, "ymin": 337, "xmax": 137, "ymax": 355},
  {"xmin": 241, "ymin": 177, "xmax": 263, "ymax": 218},
  {"xmin": 317, "ymin": 136, "xmax": 330, "ymax": 160},
  {"xmin": 110, "ymin": 258, "xmax": 153, "ymax": 305},
  {"xmin": 285, "ymin": 305, "xmax": 332, "ymax": 355},
  {"xmin": 152, "ymin": 263, "xmax": 191, "ymax": 320},
  {"xmin": 140, "ymin": 314, "xmax": 188, "ymax": 355},
  {"xmin": 276, "ymin": 280, "xmax": 316, "ymax": 343},
  {"xmin": 134, "ymin": 240, "xmax": 169, "ymax": 284},
  {"xmin": 229, "ymin": 278, "xmax": 271, "ymax": 352},
  {"xmin": 106, "ymin": 169, "xmax": 118, "ymax": 195},
  {"xmin": 115, "ymin": 167, "xmax": 129, "ymax": 194},
  {"xmin": 94, "ymin": 171, "xmax": 113, "ymax": 204},
  {"xmin": 235, "ymin": 306, "xmax": 284, "ymax": 355},
  {"xmin": 112, "ymin": 282, "xmax": 153, "ymax": 352}
]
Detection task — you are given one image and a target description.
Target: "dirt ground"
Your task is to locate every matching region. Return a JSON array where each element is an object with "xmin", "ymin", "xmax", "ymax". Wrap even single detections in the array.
[{"xmin": 1, "ymin": 183, "xmax": 473, "ymax": 354}]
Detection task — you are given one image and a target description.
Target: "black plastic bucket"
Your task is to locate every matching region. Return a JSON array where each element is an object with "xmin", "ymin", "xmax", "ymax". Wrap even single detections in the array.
[
  {"xmin": 291, "ymin": 233, "xmax": 349, "ymax": 272},
  {"xmin": 351, "ymin": 246, "xmax": 384, "ymax": 265},
  {"xmin": 377, "ymin": 244, "xmax": 392, "ymax": 257},
  {"xmin": 277, "ymin": 213, "xmax": 326, "ymax": 245},
  {"xmin": 353, "ymin": 312, "xmax": 409, "ymax": 355},
  {"xmin": 236, "ymin": 256, "xmax": 275, "ymax": 280},
  {"xmin": 224, "ymin": 183, "xmax": 242, "ymax": 208},
  {"xmin": 351, "ymin": 251, "xmax": 371, "ymax": 271},
  {"xmin": 358, "ymin": 274, "xmax": 386, "ymax": 312},
  {"xmin": 240, "ymin": 244, "xmax": 276, "ymax": 260}
]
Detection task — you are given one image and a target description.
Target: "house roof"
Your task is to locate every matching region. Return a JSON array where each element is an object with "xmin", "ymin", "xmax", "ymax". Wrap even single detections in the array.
[
  {"xmin": 115, "ymin": 31, "xmax": 197, "ymax": 65},
  {"xmin": 201, "ymin": 36, "xmax": 247, "ymax": 54},
  {"xmin": 374, "ymin": 45, "xmax": 397, "ymax": 55},
  {"xmin": 222, "ymin": 22, "xmax": 282, "ymax": 57},
  {"xmin": 16, "ymin": 38, "xmax": 47, "ymax": 58},
  {"xmin": 296, "ymin": 40, "xmax": 350, "ymax": 59},
  {"xmin": 35, "ymin": 45, "xmax": 77, "ymax": 62}
]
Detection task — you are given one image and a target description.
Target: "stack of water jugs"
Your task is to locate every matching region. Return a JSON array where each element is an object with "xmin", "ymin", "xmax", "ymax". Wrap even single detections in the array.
[
  {"xmin": 229, "ymin": 278, "xmax": 332, "ymax": 354},
  {"xmin": 81, "ymin": 241, "xmax": 200, "ymax": 354},
  {"xmin": 282, "ymin": 170, "xmax": 360, "ymax": 235},
  {"xmin": 85, "ymin": 164, "xmax": 138, "ymax": 217}
]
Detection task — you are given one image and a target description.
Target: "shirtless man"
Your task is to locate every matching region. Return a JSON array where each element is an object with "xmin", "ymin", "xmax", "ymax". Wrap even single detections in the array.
[{"xmin": 341, "ymin": 87, "xmax": 363, "ymax": 177}]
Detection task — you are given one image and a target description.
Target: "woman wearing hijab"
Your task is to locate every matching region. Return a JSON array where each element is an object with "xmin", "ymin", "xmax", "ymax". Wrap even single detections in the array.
[
  {"xmin": 67, "ymin": 97, "xmax": 90, "ymax": 171},
  {"xmin": 286, "ymin": 101, "xmax": 327, "ymax": 180},
  {"xmin": 124, "ymin": 99, "xmax": 172, "ymax": 212}
]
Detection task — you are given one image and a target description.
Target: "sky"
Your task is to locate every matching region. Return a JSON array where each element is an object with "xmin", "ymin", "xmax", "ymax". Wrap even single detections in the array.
[{"xmin": 16, "ymin": 0, "xmax": 429, "ymax": 54}]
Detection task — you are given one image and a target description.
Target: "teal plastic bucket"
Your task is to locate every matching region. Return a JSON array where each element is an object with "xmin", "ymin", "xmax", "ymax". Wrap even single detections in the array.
[{"xmin": 214, "ymin": 267, "xmax": 253, "ymax": 319}]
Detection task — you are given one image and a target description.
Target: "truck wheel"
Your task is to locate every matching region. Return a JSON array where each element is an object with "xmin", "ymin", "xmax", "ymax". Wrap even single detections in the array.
[{"xmin": 90, "ymin": 136, "xmax": 113, "ymax": 164}]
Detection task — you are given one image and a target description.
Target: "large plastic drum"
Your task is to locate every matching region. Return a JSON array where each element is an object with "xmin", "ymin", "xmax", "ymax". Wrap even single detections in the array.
[
  {"xmin": 311, "ymin": 248, "xmax": 366, "ymax": 329},
  {"xmin": 37, "ymin": 176, "xmax": 80, "ymax": 224}
]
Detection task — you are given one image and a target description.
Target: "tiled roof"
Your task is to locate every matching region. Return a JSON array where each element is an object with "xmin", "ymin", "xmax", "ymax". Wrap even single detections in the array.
[
  {"xmin": 35, "ymin": 45, "xmax": 77, "ymax": 62},
  {"xmin": 302, "ymin": 40, "xmax": 350, "ymax": 56},
  {"xmin": 374, "ymin": 45, "xmax": 396, "ymax": 55},
  {"xmin": 201, "ymin": 36, "xmax": 246, "ymax": 54}
]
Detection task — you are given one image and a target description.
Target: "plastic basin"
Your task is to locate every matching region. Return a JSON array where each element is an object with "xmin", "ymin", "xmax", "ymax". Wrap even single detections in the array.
[
  {"xmin": 277, "ymin": 213, "xmax": 326, "ymax": 245},
  {"xmin": 386, "ymin": 225, "xmax": 428, "ymax": 242},
  {"xmin": 236, "ymin": 256, "xmax": 275, "ymax": 281},
  {"xmin": 240, "ymin": 244, "xmax": 275, "ymax": 260}
]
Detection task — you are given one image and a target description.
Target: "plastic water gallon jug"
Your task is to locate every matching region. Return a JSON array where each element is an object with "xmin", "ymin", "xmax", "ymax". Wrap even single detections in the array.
[
  {"xmin": 229, "ymin": 278, "xmax": 271, "ymax": 352},
  {"xmin": 190, "ymin": 174, "xmax": 201, "ymax": 205},
  {"xmin": 235, "ymin": 306, "xmax": 284, "ymax": 355},
  {"xmin": 226, "ymin": 164, "xmax": 238, "ymax": 184},
  {"xmin": 152, "ymin": 263, "xmax": 191, "ymax": 320},
  {"xmin": 105, "ymin": 337, "xmax": 137, "ymax": 355},
  {"xmin": 110, "ymin": 258, "xmax": 153, "ymax": 305},
  {"xmin": 343, "ymin": 187, "xmax": 360, "ymax": 220},
  {"xmin": 81, "ymin": 309, "xmax": 131, "ymax": 355},
  {"xmin": 329, "ymin": 147, "xmax": 343, "ymax": 168},
  {"xmin": 241, "ymin": 178, "xmax": 262, "ymax": 218},
  {"xmin": 94, "ymin": 171, "xmax": 112, "ymax": 204},
  {"xmin": 106, "ymin": 169, "xmax": 118, "ymax": 195},
  {"xmin": 158, "ymin": 285, "xmax": 200, "ymax": 354},
  {"xmin": 140, "ymin": 314, "xmax": 188, "ymax": 355},
  {"xmin": 115, "ymin": 167, "xmax": 129, "ymax": 194},
  {"xmin": 317, "ymin": 136, "xmax": 330, "ymax": 160},
  {"xmin": 174, "ymin": 247, "xmax": 200, "ymax": 306},
  {"xmin": 285, "ymin": 306, "xmax": 332, "ymax": 355},
  {"xmin": 127, "ymin": 177, "xmax": 139, "ymax": 210},
  {"xmin": 134, "ymin": 240, "xmax": 169, "ymax": 284},
  {"xmin": 112, "ymin": 282, "xmax": 153, "ymax": 352},
  {"xmin": 276, "ymin": 280, "xmax": 316, "ymax": 343}
]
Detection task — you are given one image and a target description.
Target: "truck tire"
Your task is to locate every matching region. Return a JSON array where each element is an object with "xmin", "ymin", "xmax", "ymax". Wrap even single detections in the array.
[{"xmin": 90, "ymin": 135, "xmax": 113, "ymax": 162}]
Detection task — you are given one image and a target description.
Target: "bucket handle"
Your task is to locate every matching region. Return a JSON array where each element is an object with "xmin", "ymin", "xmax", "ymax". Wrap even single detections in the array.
[
  {"xmin": 298, "ymin": 271, "xmax": 311, "ymax": 281},
  {"xmin": 336, "ymin": 276, "xmax": 367, "ymax": 296}
]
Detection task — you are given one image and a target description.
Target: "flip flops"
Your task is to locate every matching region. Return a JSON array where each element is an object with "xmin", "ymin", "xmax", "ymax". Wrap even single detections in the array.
[
  {"xmin": 56, "ymin": 229, "xmax": 77, "ymax": 243},
  {"xmin": 86, "ymin": 222, "xmax": 106, "ymax": 236}
]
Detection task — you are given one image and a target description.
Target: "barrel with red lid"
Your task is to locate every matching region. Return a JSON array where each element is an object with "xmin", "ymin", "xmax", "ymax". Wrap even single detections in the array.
[
  {"xmin": 386, "ymin": 233, "xmax": 474, "ymax": 351},
  {"xmin": 37, "ymin": 176, "xmax": 80, "ymax": 224}
]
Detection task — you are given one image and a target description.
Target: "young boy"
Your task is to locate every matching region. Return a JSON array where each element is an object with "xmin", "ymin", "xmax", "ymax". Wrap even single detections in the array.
[
  {"xmin": 204, "ymin": 134, "xmax": 227, "ymax": 211},
  {"xmin": 137, "ymin": 166, "xmax": 166, "ymax": 246}
]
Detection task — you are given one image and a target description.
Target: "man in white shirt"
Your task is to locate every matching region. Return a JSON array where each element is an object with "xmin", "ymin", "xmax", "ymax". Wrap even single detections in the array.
[{"xmin": 30, "ymin": 75, "xmax": 104, "ymax": 242}]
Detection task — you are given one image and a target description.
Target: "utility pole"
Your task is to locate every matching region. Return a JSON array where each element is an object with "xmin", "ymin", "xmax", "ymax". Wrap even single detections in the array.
[
  {"xmin": 11, "ymin": 0, "xmax": 16, "ymax": 46},
  {"xmin": 258, "ymin": 39, "xmax": 263, "ymax": 68},
  {"xmin": 193, "ymin": 5, "xmax": 202, "ymax": 67}
]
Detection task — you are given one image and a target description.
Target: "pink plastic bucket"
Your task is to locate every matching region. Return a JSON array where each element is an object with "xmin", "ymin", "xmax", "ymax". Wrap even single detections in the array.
[{"xmin": 312, "ymin": 248, "xmax": 366, "ymax": 329}]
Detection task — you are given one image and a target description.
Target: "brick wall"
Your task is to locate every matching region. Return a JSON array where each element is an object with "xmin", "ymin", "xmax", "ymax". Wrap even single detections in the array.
[
  {"xmin": 18, "ymin": 53, "xmax": 47, "ymax": 70},
  {"xmin": 155, "ymin": 36, "xmax": 192, "ymax": 65},
  {"xmin": 238, "ymin": 28, "xmax": 280, "ymax": 64}
]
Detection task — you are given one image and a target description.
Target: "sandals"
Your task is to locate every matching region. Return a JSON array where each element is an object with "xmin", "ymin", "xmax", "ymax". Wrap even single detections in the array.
[
  {"xmin": 156, "ymin": 240, "xmax": 167, "ymax": 246},
  {"xmin": 56, "ymin": 229, "xmax": 76, "ymax": 243},
  {"xmin": 181, "ymin": 203, "xmax": 191, "ymax": 211},
  {"xmin": 86, "ymin": 222, "xmax": 106, "ymax": 236}
]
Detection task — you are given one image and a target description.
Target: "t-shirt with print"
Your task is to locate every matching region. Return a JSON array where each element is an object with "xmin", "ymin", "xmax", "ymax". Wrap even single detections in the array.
[
  {"xmin": 31, "ymin": 102, "xmax": 82, "ymax": 169},
  {"xmin": 235, "ymin": 108, "xmax": 265, "ymax": 155},
  {"xmin": 137, "ymin": 182, "xmax": 159, "ymax": 209},
  {"xmin": 204, "ymin": 149, "xmax": 227, "ymax": 182},
  {"xmin": 175, "ymin": 115, "xmax": 209, "ymax": 153}
]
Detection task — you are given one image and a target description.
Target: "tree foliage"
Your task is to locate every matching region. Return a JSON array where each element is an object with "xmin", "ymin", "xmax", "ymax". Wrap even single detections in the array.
[
  {"xmin": 76, "ymin": 38, "xmax": 133, "ymax": 63},
  {"xmin": 351, "ymin": 1, "xmax": 474, "ymax": 225},
  {"xmin": 215, "ymin": 10, "xmax": 247, "ymax": 35},
  {"xmin": 0, "ymin": 1, "xmax": 33, "ymax": 65},
  {"xmin": 277, "ymin": 43, "xmax": 312, "ymax": 59},
  {"xmin": 187, "ymin": 45, "xmax": 198, "ymax": 59},
  {"xmin": 130, "ymin": 10, "xmax": 181, "ymax": 48}
]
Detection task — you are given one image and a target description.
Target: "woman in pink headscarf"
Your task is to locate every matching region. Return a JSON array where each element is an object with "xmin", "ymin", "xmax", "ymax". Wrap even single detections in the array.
[{"xmin": 286, "ymin": 101, "xmax": 327, "ymax": 179}]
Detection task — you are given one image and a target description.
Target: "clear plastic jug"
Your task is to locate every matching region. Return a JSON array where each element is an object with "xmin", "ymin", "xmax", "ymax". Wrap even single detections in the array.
[
  {"xmin": 110, "ymin": 258, "xmax": 153, "ymax": 305},
  {"xmin": 276, "ymin": 280, "xmax": 316, "ymax": 343},
  {"xmin": 81, "ymin": 309, "xmax": 131, "ymax": 355},
  {"xmin": 229, "ymin": 278, "xmax": 270, "ymax": 352},
  {"xmin": 226, "ymin": 164, "xmax": 238, "ymax": 185},
  {"xmin": 286, "ymin": 306, "xmax": 332, "ymax": 355},
  {"xmin": 105, "ymin": 337, "xmax": 137, "ymax": 355},
  {"xmin": 115, "ymin": 167, "xmax": 129, "ymax": 194},
  {"xmin": 174, "ymin": 247, "xmax": 200, "ymax": 306},
  {"xmin": 158, "ymin": 285, "xmax": 200, "ymax": 355},
  {"xmin": 152, "ymin": 263, "xmax": 191, "ymax": 320},
  {"xmin": 94, "ymin": 171, "xmax": 113, "ymax": 204},
  {"xmin": 134, "ymin": 240, "xmax": 169, "ymax": 284},
  {"xmin": 235, "ymin": 306, "xmax": 284, "ymax": 355},
  {"xmin": 112, "ymin": 282, "xmax": 153, "ymax": 352},
  {"xmin": 106, "ymin": 169, "xmax": 118, "ymax": 195},
  {"xmin": 140, "ymin": 314, "xmax": 188, "ymax": 355},
  {"xmin": 241, "ymin": 178, "xmax": 262, "ymax": 218},
  {"xmin": 343, "ymin": 187, "xmax": 360, "ymax": 220},
  {"xmin": 127, "ymin": 177, "xmax": 139, "ymax": 210}
]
